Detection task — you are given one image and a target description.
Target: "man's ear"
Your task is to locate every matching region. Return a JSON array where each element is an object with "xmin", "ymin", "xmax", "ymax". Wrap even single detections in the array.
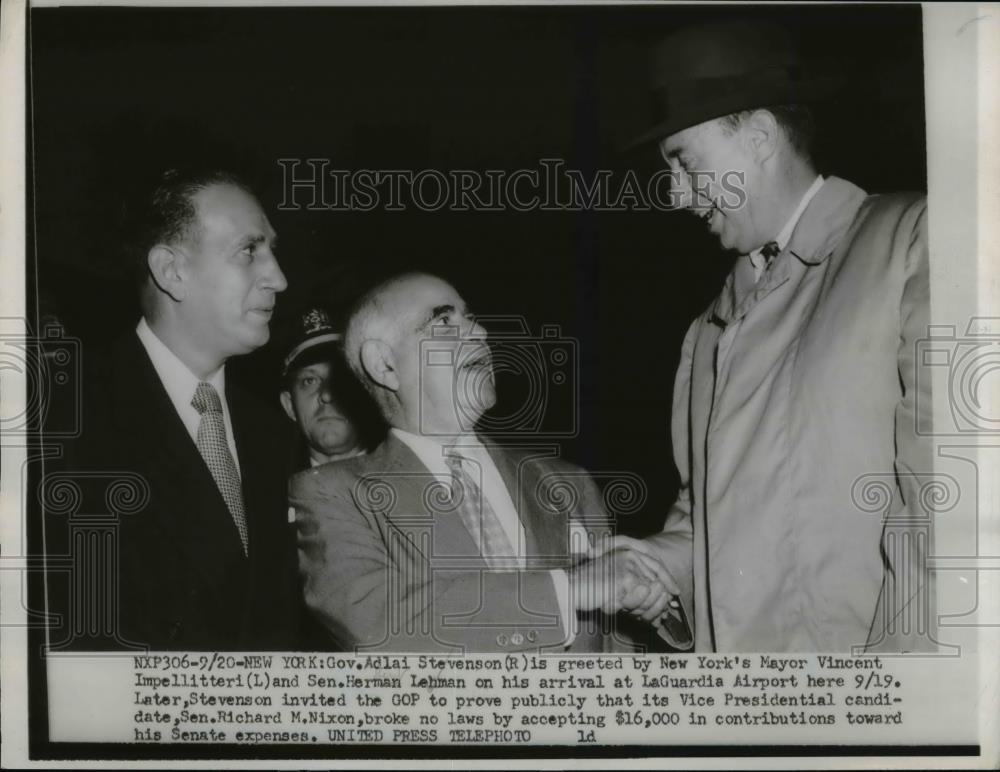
[
  {"xmin": 359, "ymin": 339, "xmax": 400, "ymax": 392},
  {"xmin": 744, "ymin": 109, "xmax": 779, "ymax": 164},
  {"xmin": 279, "ymin": 391, "xmax": 296, "ymax": 423},
  {"xmin": 146, "ymin": 244, "xmax": 186, "ymax": 302}
]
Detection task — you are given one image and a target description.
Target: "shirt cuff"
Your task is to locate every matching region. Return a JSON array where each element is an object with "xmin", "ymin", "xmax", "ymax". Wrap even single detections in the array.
[{"xmin": 549, "ymin": 568, "xmax": 577, "ymax": 648}]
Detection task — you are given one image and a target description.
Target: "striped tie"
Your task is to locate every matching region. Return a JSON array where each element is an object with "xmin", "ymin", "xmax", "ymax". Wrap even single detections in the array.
[
  {"xmin": 444, "ymin": 453, "xmax": 516, "ymax": 569},
  {"xmin": 191, "ymin": 382, "xmax": 248, "ymax": 555}
]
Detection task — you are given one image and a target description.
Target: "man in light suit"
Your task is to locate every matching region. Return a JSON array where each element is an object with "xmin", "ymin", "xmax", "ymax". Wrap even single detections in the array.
[
  {"xmin": 290, "ymin": 272, "xmax": 671, "ymax": 653},
  {"xmin": 617, "ymin": 19, "xmax": 934, "ymax": 652},
  {"xmin": 48, "ymin": 168, "xmax": 300, "ymax": 650}
]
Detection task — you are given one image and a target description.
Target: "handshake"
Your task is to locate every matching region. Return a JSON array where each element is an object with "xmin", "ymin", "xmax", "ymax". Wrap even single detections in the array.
[{"xmin": 567, "ymin": 535, "xmax": 682, "ymax": 625}]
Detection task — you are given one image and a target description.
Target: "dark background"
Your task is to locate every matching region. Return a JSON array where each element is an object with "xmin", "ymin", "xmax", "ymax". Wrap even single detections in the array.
[{"xmin": 28, "ymin": 4, "xmax": 926, "ymax": 538}]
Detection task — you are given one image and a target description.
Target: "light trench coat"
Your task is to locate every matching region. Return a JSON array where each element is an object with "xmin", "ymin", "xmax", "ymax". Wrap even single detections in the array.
[{"xmin": 651, "ymin": 176, "xmax": 934, "ymax": 652}]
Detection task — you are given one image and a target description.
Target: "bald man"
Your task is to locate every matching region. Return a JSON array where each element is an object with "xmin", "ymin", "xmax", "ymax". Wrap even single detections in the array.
[{"xmin": 289, "ymin": 272, "xmax": 675, "ymax": 653}]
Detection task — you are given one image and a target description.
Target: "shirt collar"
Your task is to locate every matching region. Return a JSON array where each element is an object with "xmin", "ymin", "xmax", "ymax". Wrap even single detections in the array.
[
  {"xmin": 136, "ymin": 317, "xmax": 226, "ymax": 409},
  {"xmin": 390, "ymin": 429, "xmax": 494, "ymax": 484},
  {"xmin": 391, "ymin": 428, "xmax": 483, "ymax": 459},
  {"xmin": 748, "ymin": 175, "xmax": 825, "ymax": 269},
  {"xmin": 775, "ymin": 174, "xmax": 825, "ymax": 250}
]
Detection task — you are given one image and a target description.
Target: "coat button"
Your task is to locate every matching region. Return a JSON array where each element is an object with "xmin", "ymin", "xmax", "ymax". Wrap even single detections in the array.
[
  {"xmin": 526, "ymin": 630, "xmax": 537, "ymax": 643},
  {"xmin": 496, "ymin": 633, "xmax": 508, "ymax": 647},
  {"xmin": 511, "ymin": 633, "xmax": 524, "ymax": 646}
]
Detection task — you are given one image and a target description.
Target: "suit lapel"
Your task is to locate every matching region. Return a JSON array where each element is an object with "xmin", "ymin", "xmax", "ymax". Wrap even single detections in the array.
[
  {"xmin": 484, "ymin": 443, "xmax": 567, "ymax": 562},
  {"xmin": 364, "ymin": 435, "xmax": 484, "ymax": 563},
  {"xmin": 227, "ymin": 383, "xmax": 283, "ymax": 630},
  {"xmin": 113, "ymin": 335, "xmax": 246, "ymax": 602},
  {"xmin": 356, "ymin": 435, "xmax": 431, "ymax": 516}
]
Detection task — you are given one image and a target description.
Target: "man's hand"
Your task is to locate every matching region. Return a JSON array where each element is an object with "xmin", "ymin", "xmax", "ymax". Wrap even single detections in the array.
[
  {"xmin": 583, "ymin": 535, "xmax": 684, "ymax": 623},
  {"xmin": 568, "ymin": 543, "xmax": 674, "ymax": 621}
]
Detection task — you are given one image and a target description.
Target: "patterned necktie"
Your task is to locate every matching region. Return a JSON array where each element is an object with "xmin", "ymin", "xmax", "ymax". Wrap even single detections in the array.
[
  {"xmin": 191, "ymin": 382, "xmax": 248, "ymax": 555},
  {"xmin": 444, "ymin": 453, "xmax": 517, "ymax": 569}
]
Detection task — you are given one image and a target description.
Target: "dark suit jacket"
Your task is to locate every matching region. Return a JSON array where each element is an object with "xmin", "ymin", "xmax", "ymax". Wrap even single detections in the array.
[
  {"xmin": 47, "ymin": 331, "xmax": 299, "ymax": 650},
  {"xmin": 290, "ymin": 432, "xmax": 622, "ymax": 653}
]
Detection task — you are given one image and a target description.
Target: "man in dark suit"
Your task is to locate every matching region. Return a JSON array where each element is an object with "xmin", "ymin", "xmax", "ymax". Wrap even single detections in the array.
[
  {"xmin": 290, "ymin": 272, "xmax": 673, "ymax": 653},
  {"xmin": 46, "ymin": 168, "xmax": 299, "ymax": 651}
]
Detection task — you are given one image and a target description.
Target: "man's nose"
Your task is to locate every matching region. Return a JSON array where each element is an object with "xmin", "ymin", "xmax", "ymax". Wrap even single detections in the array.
[
  {"xmin": 260, "ymin": 252, "xmax": 288, "ymax": 293},
  {"xmin": 318, "ymin": 381, "xmax": 333, "ymax": 403},
  {"xmin": 670, "ymin": 169, "xmax": 695, "ymax": 210}
]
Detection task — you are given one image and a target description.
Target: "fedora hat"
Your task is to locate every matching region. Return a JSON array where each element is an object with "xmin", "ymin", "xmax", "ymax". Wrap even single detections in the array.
[{"xmin": 626, "ymin": 19, "xmax": 842, "ymax": 152}]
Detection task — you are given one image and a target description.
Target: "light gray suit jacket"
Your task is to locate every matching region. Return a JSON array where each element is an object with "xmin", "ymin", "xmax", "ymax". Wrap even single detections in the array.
[{"xmin": 291, "ymin": 433, "xmax": 624, "ymax": 653}]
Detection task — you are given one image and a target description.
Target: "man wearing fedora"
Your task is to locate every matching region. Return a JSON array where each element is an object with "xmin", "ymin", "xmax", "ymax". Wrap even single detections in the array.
[
  {"xmin": 280, "ymin": 307, "xmax": 382, "ymax": 472},
  {"xmin": 617, "ymin": 19, "xmax": 934, "ymax": 652}
]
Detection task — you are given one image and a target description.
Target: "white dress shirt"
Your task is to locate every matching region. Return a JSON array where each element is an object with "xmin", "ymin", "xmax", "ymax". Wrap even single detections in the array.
[
  {"xmin": 136, "ymin": 317, "xmax": 241, "ymax": 475},
  {"xmin": 748, "ymin": 174, "xmax": 825, "ymax": 282},
  {"xmin": 391, "ymin": 428, "xmax": 577, "ymax": 644}
]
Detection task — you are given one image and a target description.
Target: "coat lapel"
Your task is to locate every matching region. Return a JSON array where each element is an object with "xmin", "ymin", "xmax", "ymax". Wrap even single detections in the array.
[
  {"xmin": 360, "ymin": 435, "xmax": 484, "ymax": 563},
  {"xmin": 227, "ymin": 382, "xmax": 287, "ymax": 630},
  {"xmin": 228, "ymin": 384, "xmax": 279, "ymax": 560},
  {"xmin": 484, "ymin": 443, "xmax": 568, "ymax": 565},
  {"xmin": 361, "ymin": 436, "xmax": 572, "ymax": 566},
  {"xmin": 786, "ymin": 176, "xmax": 867, "ymax": 266},
  {"xmin": 113, "ymin": 335, "xmax": 246, "ymax": 605},
  {"xmin": 710, "ymin": 177, "xmax": 868, "ymax": 327}
]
